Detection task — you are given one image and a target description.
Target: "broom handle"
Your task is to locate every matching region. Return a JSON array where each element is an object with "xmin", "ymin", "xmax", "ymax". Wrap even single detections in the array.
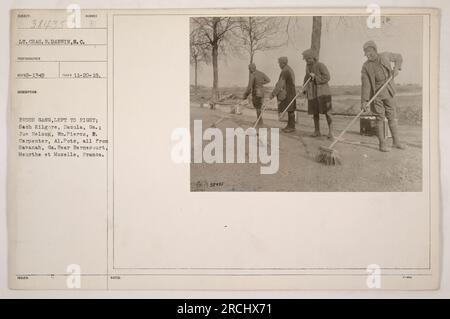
[
  {"xmin": 328, "ymin": 75, "xmax": 394, "ymax": 149},
  {"xmin": 211, "ymin": 100, "xmax": 245, "ymax": 127},
  {"xmin": 279, "ymin": 77, "xmax": 312, "ymax": 118},
  {"xmin": 252, "ymin": 100, "xmax": 270, "ymax": 129}
]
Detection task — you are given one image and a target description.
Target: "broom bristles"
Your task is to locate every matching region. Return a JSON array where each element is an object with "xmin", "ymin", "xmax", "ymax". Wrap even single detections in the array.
[{"xmin": 316, "ymin": 148, "xmax": 342, "ymax": 165}]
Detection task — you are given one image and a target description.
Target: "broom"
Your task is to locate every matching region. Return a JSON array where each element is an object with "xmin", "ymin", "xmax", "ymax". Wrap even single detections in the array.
[
  {"xmin": 246, "ymin": 99, "xmax": 270, "ymax": 134},
  {"xmin": 316, "ymin": 75, "xmax": 394, "ymax": 165},
  {"xmin": 210, "ymin": 100, "xmax": 246, "ymax": 128},
  {"xmin": 278, "ymin": 77, "xmax": 312, "ymax": 120},
  {"xmin": 246, "ymin": 77, "xmax": 312, "ymax": 146},
  {"xmin": 243, "ymin": 98, "xmax": 276, "ymax": 148}
]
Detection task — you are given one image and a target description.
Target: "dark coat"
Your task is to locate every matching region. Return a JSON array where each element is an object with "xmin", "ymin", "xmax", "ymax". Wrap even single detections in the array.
[{"xmin": 272, "ymin": 65, "xmax": 296, "ymax": 112}]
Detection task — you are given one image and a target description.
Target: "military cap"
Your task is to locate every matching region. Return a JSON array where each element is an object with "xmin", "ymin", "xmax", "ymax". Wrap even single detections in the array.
[{"xmin": 363, "ymin": 40, "xmax": 378, "ymax": 51}]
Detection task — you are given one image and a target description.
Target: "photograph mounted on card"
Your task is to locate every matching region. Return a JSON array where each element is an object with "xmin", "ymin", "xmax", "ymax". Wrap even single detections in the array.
[{"xmin": 7, "ymin": 7, "xmax": 440, "ymax": 290}]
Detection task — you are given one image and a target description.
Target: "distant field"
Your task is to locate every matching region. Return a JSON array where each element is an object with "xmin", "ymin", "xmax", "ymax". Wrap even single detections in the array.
[
  {"xmin": 191, "ymin": 84, "xmax": 422, "ymax": 126},
  {"xmin": 191, "ymin": 84, "xmax": 422, "ymax": 96},
  {"xmin": 329, "ymin": 84, "xmax": 422, "ymax": 96}
]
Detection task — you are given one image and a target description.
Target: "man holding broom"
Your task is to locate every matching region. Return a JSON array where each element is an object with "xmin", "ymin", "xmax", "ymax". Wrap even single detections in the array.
[
  {"xmin": 361, "ymin": 40, "xmax": 405, "ymax": 152},
  {"xmin": 270, "ymin": 57, "xmax": 297, "ymax": 133},
  {"xmin": 302, "ymin": 49, "xmax": 334, "ymax": 139},
  {"xmin": 242, "ymin": 63, "xmax": 271, "ymax": 127}
]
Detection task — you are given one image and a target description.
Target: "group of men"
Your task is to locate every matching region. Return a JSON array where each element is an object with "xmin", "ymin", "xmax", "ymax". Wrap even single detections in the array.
[{"xmin": 242, "ymin": 40, "xmax": 405, "ymax": 152}]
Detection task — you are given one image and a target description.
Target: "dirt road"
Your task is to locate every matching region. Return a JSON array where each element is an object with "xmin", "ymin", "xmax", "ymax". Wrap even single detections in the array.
[{"xmin": 190, "ymin": 104, "xmax": 422, "ymax": 192}]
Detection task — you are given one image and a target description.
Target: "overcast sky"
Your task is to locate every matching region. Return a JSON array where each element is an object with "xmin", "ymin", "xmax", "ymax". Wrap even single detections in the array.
[{"xmin": 191, "ymin": 15, "xmax": 423, "ymax": 87}]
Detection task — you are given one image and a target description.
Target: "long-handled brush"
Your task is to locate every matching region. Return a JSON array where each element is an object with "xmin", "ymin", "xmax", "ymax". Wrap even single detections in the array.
[
  {"xmin": 210, "ymin": 100, "xmax": 246, "ymax": 128},
  {"xmin": 278, "ymin": 77, "xmax": 312, "ymax": 120},
  {"xmin": 247, "ymin": 76, "xmax": 311, "ymax": 132},
  {"xmin": 316, "ymin": 75, "xmax": 394, "ymax": 165},
  {"xmin": 249, "ymin": 101, "xmax": 269, "ymax": 131},
  {"xmin": 243, "ymin": 99, "xmax": 273, "ymax": 147},
  {"xmin": 210, "ymin": 116, "xmax": 227, "ymax": 128}
]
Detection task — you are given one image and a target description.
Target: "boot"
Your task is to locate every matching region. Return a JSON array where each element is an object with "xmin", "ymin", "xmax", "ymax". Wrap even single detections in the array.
[
  {"xmin": 376, "ymin": 119, "xmax": 389, "ymax": 152},
  {"xmin": 326, "ymin": 114, "xmax": 334, "ymax": 140},
  {"xmin": 310, "ymin": 114, "xmax": 321, "ymax": 137},
  {"xmin": 388, "ymin": 119, "xmax": 405, "ymax": 150},
  {"xmin": 289, "ymin": 112, "xmax": 296, "ymax": 128},
  {"xmin": 282, "ymin": 112, "xmax": 296, "ymax": 133}
]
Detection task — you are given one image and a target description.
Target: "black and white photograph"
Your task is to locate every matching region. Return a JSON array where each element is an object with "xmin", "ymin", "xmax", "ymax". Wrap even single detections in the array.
[{"xmin": 190, "ymin": 15, "xmax": 424, "ymax": 192}]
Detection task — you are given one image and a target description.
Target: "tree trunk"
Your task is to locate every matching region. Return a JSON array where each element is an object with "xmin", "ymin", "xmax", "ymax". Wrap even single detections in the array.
[
  {"xmin": 311, "ymin": 16, "xmax": 322, "ymax": 57},
  {"xmin": 212, "ymin": 43, "xmax": 219, "ymax": 99},
  {"xmin": 210, "ymin": 17, "xmax": 220, "ymax": 100},
  {"xmin": 194, "ymin": 58, "xmax": 198, "ymax": 89}
]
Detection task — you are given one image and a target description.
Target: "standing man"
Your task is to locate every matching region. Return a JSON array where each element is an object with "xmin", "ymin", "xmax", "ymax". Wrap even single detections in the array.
[
  {"xmin": 302, "ymin": 49, "xmax": 334, "ymax": 139},
  {"xmin": 270, "ymin": 57, "xmax": 297, "ymax": 133},
  {"xmin": 361, "ymin": 40, "xmax": 405, "ymax": 152},
  {"xmin": 243, "ymin": 63, "xmax": 270, "ymax": 126}
]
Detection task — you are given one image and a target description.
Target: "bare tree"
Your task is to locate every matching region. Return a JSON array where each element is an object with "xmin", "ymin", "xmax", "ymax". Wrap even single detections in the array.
[
  {"xmin": 286, "ymin": 16, "xmax": 322, "ymax": 57},
  {"xmin": 236, "ymin": 17, "xmax": 286, "ymax": 64},
  {"xmin": 190, "ymin": 26, "xmax": 210, "ymax": 89},
  {"xmin": 191, "ymin": 17, "xmax": 239, "ymax": 99},
  {"xmin": 310, "ymin": 16, "xmax": 322, "ymax": 56}
]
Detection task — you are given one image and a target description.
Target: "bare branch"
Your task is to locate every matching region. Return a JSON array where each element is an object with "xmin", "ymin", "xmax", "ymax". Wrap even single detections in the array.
[{"xmin": 236, "ymin": 16, "xmax": 287, "ymax": 62}]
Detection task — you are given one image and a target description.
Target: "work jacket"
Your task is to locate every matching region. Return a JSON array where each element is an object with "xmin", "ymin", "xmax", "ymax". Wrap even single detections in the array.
[
  {"xmin": 361, "ymin": 52, "xmax": 403, "ymax": 102},
  {"xmin": 304, "ymin": 61, "xmax": 331, "ymax": 100},
  {"xmin": 272, "ymin": 65, "xmax": 296, "ymax": 103},
  {"xmin": 243, "ymin": 70, "xmax": 270, "ymax": 99}
]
